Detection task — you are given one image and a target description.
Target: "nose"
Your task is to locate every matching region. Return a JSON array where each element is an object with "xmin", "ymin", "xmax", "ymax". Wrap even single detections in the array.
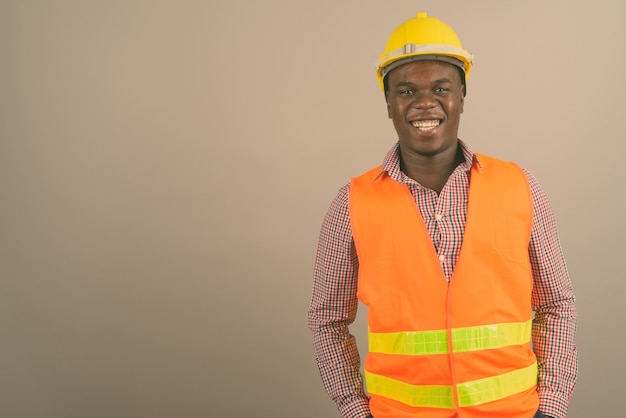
[{"xmin": 412, "ymin": 92, "xmax": 437, "ymax": 109}]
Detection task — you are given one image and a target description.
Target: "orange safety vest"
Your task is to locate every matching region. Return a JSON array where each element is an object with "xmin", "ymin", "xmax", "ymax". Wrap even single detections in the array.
[{"xmin": 349, "ymin": 154, "xmax": 539, "ymax": 418}]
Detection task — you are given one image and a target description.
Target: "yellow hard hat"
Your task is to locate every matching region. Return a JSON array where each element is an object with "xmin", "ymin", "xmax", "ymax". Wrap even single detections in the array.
[{"xmin": 376, "ymin": 12, "xmax": 473, "ymax": 91}]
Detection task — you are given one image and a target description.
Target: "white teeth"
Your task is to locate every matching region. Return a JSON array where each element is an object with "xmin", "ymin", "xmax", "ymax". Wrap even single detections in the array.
[{"xmin": 412, "ymin": 120, "xmax": 440, "ymax": 129}]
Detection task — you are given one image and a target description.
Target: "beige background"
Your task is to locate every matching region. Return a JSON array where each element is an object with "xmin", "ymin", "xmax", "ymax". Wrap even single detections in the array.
[{"xmin": 1, "ymin": 1, "xmax": 624, "ymax": 417}]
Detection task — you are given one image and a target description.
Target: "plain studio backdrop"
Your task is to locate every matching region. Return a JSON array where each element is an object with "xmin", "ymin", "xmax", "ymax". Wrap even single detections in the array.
[{"xmin": 1, "ymin": 1, "xmax": 624, "ymax": 417}]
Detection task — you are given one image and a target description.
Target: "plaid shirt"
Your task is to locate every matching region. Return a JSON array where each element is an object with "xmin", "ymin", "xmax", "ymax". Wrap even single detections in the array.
[{"xmin": 307, "ymin": 140, "xmax": 577, "ymax": 418}]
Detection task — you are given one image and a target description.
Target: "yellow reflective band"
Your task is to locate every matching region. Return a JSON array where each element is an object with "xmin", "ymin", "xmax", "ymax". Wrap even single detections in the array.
[
  {"xmin": 457, "ymin": 363, "xmax": 538, "ymax": 407},
  {"xmin": 369, "ymin": 328, "xmax": 449, "ymax": 355},
  {"xmin": 368, "ymin": 320, "xmax": 532, "ymax": 355},
  {"xmin": 364, "ymin": 371, "xmax": 455, "ymax": 409},
  {"xmin": 365, "ymin": 363, "xmax": 537, "ymax": 409},
  {"xmin": 452, "ymin": 320, "xmax": 532, "ymax": 352}
]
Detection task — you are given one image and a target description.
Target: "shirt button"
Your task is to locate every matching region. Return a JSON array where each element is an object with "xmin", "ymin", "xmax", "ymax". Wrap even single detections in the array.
[
  {"xmin": 435, "ymin": 213, "xmax": 443, "ymax": 221},
  {"xmin": 438, "ymin": 254, "xmax": 445, "ymax": 262}
]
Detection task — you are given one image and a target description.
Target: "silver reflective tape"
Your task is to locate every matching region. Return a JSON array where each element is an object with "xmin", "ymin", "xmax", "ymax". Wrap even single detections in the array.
[
  {"xmin": 381, "ymin": 54, "xmax": 465, "ymax": 80},
  {"xmin": 377, "ymin": 43, "xmax": 473, "ymax": 75}
]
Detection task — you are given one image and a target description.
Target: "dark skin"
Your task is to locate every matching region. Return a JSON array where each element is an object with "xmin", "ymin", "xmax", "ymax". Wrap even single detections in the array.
[{"xmin": 385, "ymin": 60, "xmax": 466, "ymax": 194}]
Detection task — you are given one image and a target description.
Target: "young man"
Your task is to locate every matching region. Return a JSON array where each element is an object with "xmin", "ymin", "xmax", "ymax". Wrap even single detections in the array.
[{"xmin": 308, "ymin": 12, "xmax": 577, "ymax": 418}]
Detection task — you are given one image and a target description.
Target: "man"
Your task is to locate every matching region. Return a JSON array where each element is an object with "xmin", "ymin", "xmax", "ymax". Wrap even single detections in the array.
[{"xmin": 307, "ymin": 12, "xmax": 577, "ymax": 418}]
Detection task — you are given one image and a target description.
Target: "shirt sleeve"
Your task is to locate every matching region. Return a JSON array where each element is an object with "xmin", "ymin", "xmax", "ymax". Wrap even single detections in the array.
[
  {"xmin": 524, "ymin": 170, "xmax": 578, "ymax": 418},
  {"xmin": 307, "ymin": 183, "xmax": 372, "ymax": 418}
]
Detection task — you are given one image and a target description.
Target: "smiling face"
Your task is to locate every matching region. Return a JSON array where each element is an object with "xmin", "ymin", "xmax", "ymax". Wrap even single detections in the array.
[{"xmin": 385, "ymin": 60, "xmax": 465, "ymax": 159}]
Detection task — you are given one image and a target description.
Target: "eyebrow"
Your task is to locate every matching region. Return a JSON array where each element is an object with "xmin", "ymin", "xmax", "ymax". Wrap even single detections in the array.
[{"xmin": 394, "ymin": 78, "xmax": 455, "ymax": 87}]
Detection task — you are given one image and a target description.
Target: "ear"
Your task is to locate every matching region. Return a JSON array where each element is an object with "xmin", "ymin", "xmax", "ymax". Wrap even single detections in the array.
[
  {"xmin": 385, "ymin": 92, "xmax": 392, "ymax": 119},
  {"xmin": 459, "ymin": 88, "xmax": 465, "ymax": 114}
]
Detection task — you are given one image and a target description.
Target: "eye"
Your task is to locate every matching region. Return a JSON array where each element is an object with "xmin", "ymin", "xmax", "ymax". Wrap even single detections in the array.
[
  {"xmin": 399, "ymin": 88, "xmax": 414, "ymax": 95},
  {"xmin": 434, "ymin": 87, "xmax": 450, "ymax": 94}
]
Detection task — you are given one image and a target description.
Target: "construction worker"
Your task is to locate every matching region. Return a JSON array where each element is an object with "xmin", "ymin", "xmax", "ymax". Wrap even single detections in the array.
[{"xmin": 308, "ymin": 12, "xmax": 577, "ymax": 418}]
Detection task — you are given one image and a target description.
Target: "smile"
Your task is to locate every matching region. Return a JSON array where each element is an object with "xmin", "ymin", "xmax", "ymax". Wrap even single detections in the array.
[{"xmin": 411, "ymin": 119, "xmax": 441, "ymax": 131}]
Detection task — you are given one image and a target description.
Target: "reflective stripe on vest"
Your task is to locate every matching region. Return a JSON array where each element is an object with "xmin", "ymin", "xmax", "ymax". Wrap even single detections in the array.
[
  {"xmin": 365, "ymin": 362, "xmax": 537, "ymax": 409},
  {"xmin": 369, "ymin": 319, "xmax": 532, "ymax": 355}
]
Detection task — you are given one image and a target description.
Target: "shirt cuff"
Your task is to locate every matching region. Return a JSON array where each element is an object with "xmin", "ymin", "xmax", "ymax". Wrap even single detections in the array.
[{"xmin": 538, "ymin": 390, "xmax": 570, "ymax": 418}]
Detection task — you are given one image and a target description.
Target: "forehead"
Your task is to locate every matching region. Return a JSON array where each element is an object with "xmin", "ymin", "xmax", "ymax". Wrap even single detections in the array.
[{"xmin": 387, "ymin": 60, "xmax": 462, "ymax": 84}]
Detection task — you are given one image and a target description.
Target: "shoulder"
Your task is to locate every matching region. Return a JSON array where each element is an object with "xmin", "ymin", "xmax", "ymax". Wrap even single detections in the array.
[
  {"xmin": 318, "ymin": 182, "xmax": 354, "ymax": 244},
  {"xmin": 519, "ymin": 168, "xmax": 554, "ymax": 219},
  {"xmin": 328, "ymin": 182, "xmax": 351, "ymax": 215},
  {"xmin": 322, "ymin": 164, "xmax": 382, "ymax": 234},
  {"xmin": 476, "ymin": 153, "xmax": 540, "ymax": 187},
  {"xmin": 474, "ymin": 154, "xmax": 553, "ymax": 212}
]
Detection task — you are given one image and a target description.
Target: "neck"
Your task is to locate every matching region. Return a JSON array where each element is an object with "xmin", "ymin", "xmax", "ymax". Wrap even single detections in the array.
[{"xmin": 399, "ymin": 142, "xmax": 464, "ymax": 194}]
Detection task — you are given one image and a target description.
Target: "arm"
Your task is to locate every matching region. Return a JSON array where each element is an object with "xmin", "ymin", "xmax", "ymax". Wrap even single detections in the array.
[
  {"xmin": 525, "ymin": 170, "xmax": 578, "ymax": 418},
  {"xmin": 307, "ymin": 184, "xmax": 371, "ymax": 418}
]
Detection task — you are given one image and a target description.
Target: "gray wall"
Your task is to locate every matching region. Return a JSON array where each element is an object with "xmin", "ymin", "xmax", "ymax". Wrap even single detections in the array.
[{"xmin": 2, "ymin": 1, "xmax": 623, "ymax": 417}]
